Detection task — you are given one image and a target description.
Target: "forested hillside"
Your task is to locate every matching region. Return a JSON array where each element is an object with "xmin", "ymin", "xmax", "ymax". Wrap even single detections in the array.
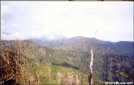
[
  {"xmin": 29, "ymin": 36, "xmax": 134, "ymax": 57},
  {"xmin": 0, "ymin": 40, "xmax": 88, "ymax": 85},
  {"xmin": 1, "ymin": 36, "xmax": 134, "ymax": 84}
]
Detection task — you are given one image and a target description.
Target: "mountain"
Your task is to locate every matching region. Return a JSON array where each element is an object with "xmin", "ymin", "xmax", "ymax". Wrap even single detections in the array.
[
  {"xmin": 1, "ymin": 36, "xmax": 134, "ymax": 84},
  {"xmin": 104, "ymin": 41, "xmax": 134, "ymax": 57},
  {"xmin": 29, "ymin": 34, "xmax": 67, "ymax": 46},
  {"xmin": 29, "ymin": 36, "xmax": 134, "ymax": 57}
]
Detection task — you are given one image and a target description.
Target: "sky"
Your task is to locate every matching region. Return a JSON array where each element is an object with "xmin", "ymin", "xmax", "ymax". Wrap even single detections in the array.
[{"xmin": 1, "ymin": 1, "xmax": 133, "ymax": 42}]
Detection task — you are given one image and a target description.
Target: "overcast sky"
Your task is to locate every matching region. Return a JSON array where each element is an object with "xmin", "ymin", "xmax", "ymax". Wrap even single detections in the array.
[{"xmin": 1, "ymin": 1, "xmax": 133, "ymax": 42}]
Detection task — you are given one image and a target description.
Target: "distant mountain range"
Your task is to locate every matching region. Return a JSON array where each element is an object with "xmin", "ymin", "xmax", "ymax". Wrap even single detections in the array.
[{"xmin": 29, "ymin": 36, "xmax": 134, "ymax": 57}]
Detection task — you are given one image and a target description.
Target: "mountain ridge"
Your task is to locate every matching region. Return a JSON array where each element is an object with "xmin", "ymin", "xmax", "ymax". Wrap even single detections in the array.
[{"xmin": 29, "ymin": 36, "xmax": 134, "ymax": 57}]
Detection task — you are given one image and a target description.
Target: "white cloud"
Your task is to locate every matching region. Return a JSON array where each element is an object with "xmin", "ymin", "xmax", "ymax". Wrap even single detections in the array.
[
  {"xmin": 1, "ymin": 1, "xmax": 133, "ymax": 42},
  {"xmin": 11, "ymin": 23, "xmax": 18, "ymax": 27},
  {"xmin": 1, "ymin": 4, "xmax": 10, "ymax": 15},
  {"xmin": 1, "ymin": 32, "xmax": 27, "ymax": 40},
  {"xmin": 1, "ymin": 19, "xmax": 5, "ymax": 30},
  {"xmin": 1, "ymin": 3, "xmax": 14, "ymax": 23},
  {"xmin": 1, "ymin": 4, "xmax": 13, "ymax": 17}
]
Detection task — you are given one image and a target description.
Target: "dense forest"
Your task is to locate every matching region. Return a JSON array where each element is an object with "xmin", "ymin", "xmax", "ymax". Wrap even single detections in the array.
[{"xmin": 0, "ymin": 36, "xmax": 134, "ymax": 84}]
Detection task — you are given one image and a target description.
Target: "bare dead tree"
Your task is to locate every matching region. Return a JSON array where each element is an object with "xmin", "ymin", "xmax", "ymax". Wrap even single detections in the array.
[{"xmin": 88, "ymin": 49, "xmax": 94, "ymax": 85}]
